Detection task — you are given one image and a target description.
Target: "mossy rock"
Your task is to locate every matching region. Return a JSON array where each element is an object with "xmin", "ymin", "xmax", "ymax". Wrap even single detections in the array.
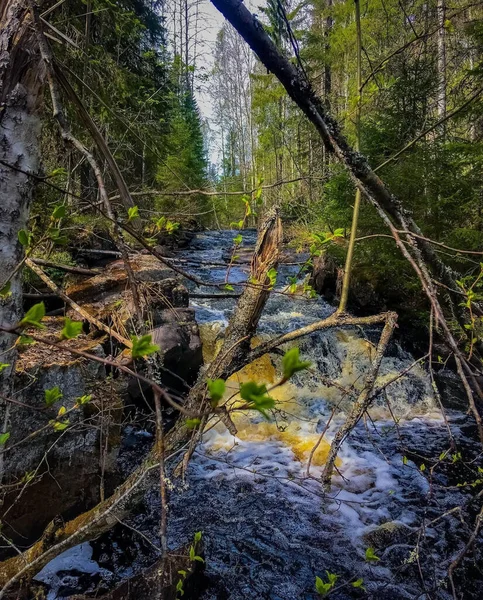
[{"xmin": 362, "ymin": 521, "xmax": 414, "ymax": 549}]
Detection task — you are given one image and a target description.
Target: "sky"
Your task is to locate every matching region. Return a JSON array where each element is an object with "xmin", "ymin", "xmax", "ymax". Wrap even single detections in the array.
[{"xmin": 194, "ymin": 0, "xmax": 264, "ymax": 120}]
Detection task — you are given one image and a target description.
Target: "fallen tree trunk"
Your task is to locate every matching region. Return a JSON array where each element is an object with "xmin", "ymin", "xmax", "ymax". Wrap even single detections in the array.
[{"xmin": 30, "ymin": 258, "xmax": 100, "ymax": 276}]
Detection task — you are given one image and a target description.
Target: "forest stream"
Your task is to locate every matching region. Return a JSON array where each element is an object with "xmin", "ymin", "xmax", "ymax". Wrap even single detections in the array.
[{"xmin": 32, "ymin": 230, "xmax": 482, "ymax": 600}]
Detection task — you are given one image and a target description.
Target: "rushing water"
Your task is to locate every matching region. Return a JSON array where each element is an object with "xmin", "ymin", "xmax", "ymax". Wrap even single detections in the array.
[{"xmin": 35, "ymin": 230, "xmax": 482, "ymax": 599}]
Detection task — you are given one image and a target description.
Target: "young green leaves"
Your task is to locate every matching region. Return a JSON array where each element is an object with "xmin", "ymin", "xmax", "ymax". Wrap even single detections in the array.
[
  {"xmin": 45, "ymin": 386, "xmax": 63, "ymax": 407},
  {"xmin": 352, "ymin": 578, "xmax": 365, "ymax": 590},
  {"xmin": 152, "ymin": 215, "xmax": 180, "ymax": 234},
  {"xmin": 20, "ymin": 302, "xmax": 46, "ymax": 329},
  {"xmin": 0, "ymin": 432, "xmax": 10, "ymax": 446},
  {"xmin": 315, "ymin": 572, "xmax": 338, "ymax": 596},
  {"xmin": 207, "ymin": 379, "xmax": 226, "ymax": 407},
  {"xmin": 61, "ymin": 317, "xmax": 83, "ymax": 340},
  {"xmin": 365, "ymin": 547, "xmax": 380, "ymax": 562},
  {"xmin": 52, "ymin": 204, "xmax": 66, "ymax": 219},
  {"xmin": 185, "ymin": 418, "xmax": 201, "ymax": 430},
  {"xmin": 77, "ymin": 394, "xmax": 92, "ymax": 405},
  {"xmin": 239, "ymin": 382, "xmax": 275, "ymax": 418},
  {"xmin": 0, "ymin": 281, "xmax": 12, "ymax": 299},
  {"xmin": 130, "ymin": 334, "xmax": 160, "ymax": 359},
  {"xmin": 127, "ymin": 205, "xmax": 140, "ymax": 222},
  {"xmin": 282, "ymin": 347, "xmax": 311, "ymax": 381},
  {"xmin": 18, "ymin": 229, "xmax": 32, "ymax": 248},
  {"xmin": 267, "ymin": 268, "xmax": 277, "ymax": 290}
]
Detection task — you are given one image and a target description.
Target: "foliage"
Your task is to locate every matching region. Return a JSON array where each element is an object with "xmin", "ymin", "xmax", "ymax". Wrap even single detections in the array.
[
  {"xmin": 282, "ymin": 347, "xmax": 312, "ymax": 381},
  {"xmin": 130, "ymin": 334, "xmax": 160, "ymax": 359}
]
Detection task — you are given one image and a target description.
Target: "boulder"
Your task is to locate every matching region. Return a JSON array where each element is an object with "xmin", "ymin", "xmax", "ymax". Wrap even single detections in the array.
[{"xmin": 362, "ymin": 521, "xmax": 414, "ymax": 549}]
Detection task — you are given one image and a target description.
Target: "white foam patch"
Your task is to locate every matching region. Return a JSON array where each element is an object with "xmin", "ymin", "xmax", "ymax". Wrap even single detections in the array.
[
  {"xmin": 34, "ymin": 543, "xmax": 112, "ymax": 600},
  {"xmin": 194, "ymin": 409, "xmax": 436, "ymax": 550}
]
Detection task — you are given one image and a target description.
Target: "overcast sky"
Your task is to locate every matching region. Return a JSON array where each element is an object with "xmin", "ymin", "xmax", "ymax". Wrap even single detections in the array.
[{"xmin": 195, "ymin": 0, "xmax": 264, "ymax": 120}]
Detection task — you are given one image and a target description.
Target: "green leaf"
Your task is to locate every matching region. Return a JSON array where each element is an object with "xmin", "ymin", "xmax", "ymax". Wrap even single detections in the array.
[
  {"xmin": 224, "ymin": 284, "xmax": 234, "ymax": 291},
  {"xmin": 177, "ymin": 570, "xmax": 187, "ymax": 577},
  {"xmin": 365, "ymin": 547, "xmax": 380, "ymax": 562},
  {"xmin": 233, "ymin": 234, "xmax": 243, "ymax": 245},
  {"xmin": 61, "ymin": 317, "xmax": 83, "ymax": 340},
  {"xmin": 325, "ymin": 572, "xmax": 338, "ymax": 585},
  {"xmin": 154, "ymin": 215, "xmax": 166, "ymax": 229},
  {"xmin": 185, "ymin": 418, "xmax": 201, "ymax": 430},
  {"xmin": 0, "ymin": 432, "xmax": 10, "ymax": 446},
  {"xmin": 0, "ymin": 281, "xmax": 12, "ymax": 298},
  {"xmin": 48, "ymin": 167, "xmax": 67, "ymax": 179},
  {"xmin": 267, "ymin": 268, "xmax": 277, "ymax": 289},
  {"xmin": 194, "ymin": 531, "xmax": 202, "ymax": 543},
  {"xmin": 44, "ymin": 386, "xmax": 63, "ymax": 407},
  {"xmin": 239, "ymin": 381, "xmax": 275, "ymax": 418},
  {"xmin": 315, "ymin": 576, "xmax": 333, "ymax": 596},
  {"xmin": 352, "ymin": 578, "xmax": 365, "ymax": 590},
  {"xmin": 207, "ymin": 379, "xmax": 225, "ymax": 407},
  {"xmin": 402, "ymin": 455, "xmax": 408, "ymax": 465},
  {"xmin": 57, "ymin": 406, "xmax": 67, "ymax": 417},
  {"xmin": 23, "ymin": 471, "xmax": 35, "ymax": 483},
  {"xmin": 20, "ymin": 302, "xmax": 46, "ymax": 329},
  {"xmin": 48, "ymin": 229, "xmax": 68, "ymax": 245},
  {"xmin": 176, "ymin": 578, "xmax": 184, "ymax": 596},
  {"xmin": 0, "ymin": 363, "xmax": 10, "ymax": 373},
  {"xmin": 18, "ymin": 335, "xmax": 35, "ymax": 346},
  {"xmin": 282, "ymin": 347, "xmax": 311, "ymax": 380},
  {"xmin": 18, "ymin": 229, "xmax": 30, "ymax": 247},
  {"xmin": 77, "ymin": 395, "xmax": 92, "ymax": 405},
  {"xmin": 127, "ymin": 206, "xmax": 139, "ymax": 221},
  {"xmin": 419, "ymin": 463, "xmax": 426, "ymax": 471},
  {"xmin": 51, "ymin": 420, "xmax": 70, "ymax": 432},
  {"xmin": 52, "ymin": 205, "xmax": 66, "ymax": 219},
  {"xmin": 165, "ymin": 220, "xmax": 180, "ymax": 234},
  {"xmin": 130, "ymin": 334, "xmax": 160, "ymax": 359}
]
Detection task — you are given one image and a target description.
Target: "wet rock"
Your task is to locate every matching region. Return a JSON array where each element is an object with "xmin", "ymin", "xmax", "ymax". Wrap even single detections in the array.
[
  {"xmin": 381, "ymin": 544, "xmax": 416, "ymax": 570},
  {"xmin": 128, "ymin": 307, "xmax": 203, "ymax": 399},
  {"xmin": 362, "ymin": 522, "xmax": 414, "ymax": 549},
  {"xmin": 309, "ymin": 253, "xmax": 339, "ymax": 302},
  {"xmin": 2, "ymin": 318, "xmax": 123, "ymax": 548}
]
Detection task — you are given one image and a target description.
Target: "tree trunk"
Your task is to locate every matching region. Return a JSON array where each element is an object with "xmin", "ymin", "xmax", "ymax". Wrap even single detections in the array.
[
  {"xmin": 0, "ymin": 0, "xmax": 43, "ymax": 480},
  {"xmin": 436, "ymin": 0, "xmax": 446, "ymax": 124}
]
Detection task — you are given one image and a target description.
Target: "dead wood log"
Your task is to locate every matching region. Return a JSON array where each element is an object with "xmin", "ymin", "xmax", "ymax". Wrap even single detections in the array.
[
  {"xmin": 30, "ymin": 258, "xmax": 99, "ymax": 276},
  {"xmin": 25, "ymin": 258, "xmax": 131, "ymax": 347},
  {"xmin": 75, "ymin": 249, "xmax": 123, "ymax": 257}
]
